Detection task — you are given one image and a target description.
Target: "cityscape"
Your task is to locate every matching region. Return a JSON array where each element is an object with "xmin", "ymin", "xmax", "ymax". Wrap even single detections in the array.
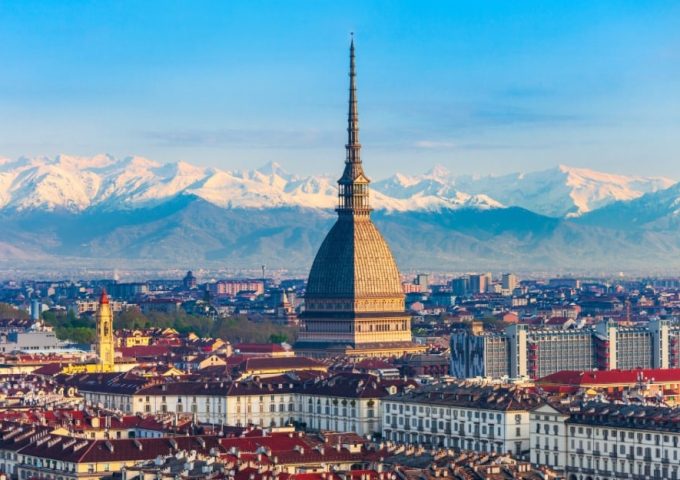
[{"xmin": 2, "ymin": 2, "xmax": 680, "ymax": 480}]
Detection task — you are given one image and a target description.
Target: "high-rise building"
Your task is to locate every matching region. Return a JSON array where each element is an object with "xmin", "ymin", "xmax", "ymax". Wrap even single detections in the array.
[
  {"xmin": 469, "ymin": 273, "xmax": 492, "ymax": 293},
  {"xmin": 95, "ymin": 290, "xmax": 115, "ymax": 371},
  {"xmin": 449, "ymin": 277, "xmax": 469, "ymax": 296},
  {"xmin": 30, "ymin": 298, "xmax": 41, "ymax": 322},
  {"xmin": 501, "ymin": 273, "xmax": 518, "ymax": 291},
  {"xmin": 296, "ymin": 39, "xmax": 424, "ymax": 358},
  {"xmin": 415, "ymin": 273, "xmax": 429, "ymax": 291}
]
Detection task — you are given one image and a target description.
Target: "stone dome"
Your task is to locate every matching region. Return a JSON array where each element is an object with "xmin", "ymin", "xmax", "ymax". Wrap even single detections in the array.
[{"xmin": 305, "ymin": 216, "xmax": 404, "ymax": 300}]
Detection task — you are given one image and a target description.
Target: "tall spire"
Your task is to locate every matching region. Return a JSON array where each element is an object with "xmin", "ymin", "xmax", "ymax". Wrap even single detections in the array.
[
  {"xmin": 347, "ymin": 34, "xmax": 360, "ymax": 164},
  {"xmin": 338, "ymin": 34, "xmax": 371, "ymax": 215}
]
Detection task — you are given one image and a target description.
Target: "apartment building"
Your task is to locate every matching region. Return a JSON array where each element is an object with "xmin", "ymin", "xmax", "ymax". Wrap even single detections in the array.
[
  {"xmin": 452, "ymin": 319, "xmax": 679, "ymax": 379},
  {"xmin": 382, "ymin": 382, "xmax": 541, "ymax": 456},
  {"xmin": 531, "ymin": 401, "xmax": 680, "ymax": 480},
  {"xmin": 61, "ymin": 371, "xmax": 411, "ymax": 436},
  {"xmin": 0, "ymin": 426, "xmax": 224, "ymax": 480}
]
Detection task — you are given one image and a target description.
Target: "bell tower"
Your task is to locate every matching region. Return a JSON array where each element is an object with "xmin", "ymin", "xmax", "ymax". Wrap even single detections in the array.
[{"xmin": 95, "ymin": 289, "xmax": 115, "ymax": 371}]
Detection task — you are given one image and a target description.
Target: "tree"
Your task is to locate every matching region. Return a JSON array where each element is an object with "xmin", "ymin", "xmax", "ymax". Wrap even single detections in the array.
[
  {"xmin": 270, "ymin": 333, "xmax": 288, "ymax": 344},
  {"xmin": 0, "ymin": 302, "xmax": 28, "ymax": 320}
]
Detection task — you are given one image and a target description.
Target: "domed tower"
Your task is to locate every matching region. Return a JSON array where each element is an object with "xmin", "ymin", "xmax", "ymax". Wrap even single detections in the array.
[{"xmin": 295, "ymin": 38, "xmax": 424, "ymax": 358}]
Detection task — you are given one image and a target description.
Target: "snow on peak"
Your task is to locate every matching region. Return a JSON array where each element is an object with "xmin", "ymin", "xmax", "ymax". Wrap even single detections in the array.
[
  {"xmin": 455, "ymin": 164, "xmax": 675, "ymax": 218},
  {"xmin": 555, "ymin": 164, "xmax": 675, "ymax": 216},
  {"xmin": 425, "ymin": 164, "xmax": 452, "ymax": 180},
  {"xmin": 256, "ymin": 161, "xmax": 291, "ymax": 179},
  {"xmin": 0, "ymin": 155, "xmax": 673, "ymax": 217}
]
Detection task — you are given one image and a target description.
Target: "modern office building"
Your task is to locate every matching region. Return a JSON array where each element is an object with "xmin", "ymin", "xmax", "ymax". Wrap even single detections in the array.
[
  {"xmin": 469, "ymin": 273, "xmax": 492, "ymax": 294},
  {"xmin": 451, "ymin": 320, "xmax": 680, "ymax": 379},
  {"xmin": 502, "ymin": 273, "xmax": 518, "ymax": 292}
]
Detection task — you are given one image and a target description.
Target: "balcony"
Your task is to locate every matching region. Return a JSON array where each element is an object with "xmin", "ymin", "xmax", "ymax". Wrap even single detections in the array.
[{"xmin": 609, "ymin": 452, "xmax": 618, "ymax": 458}]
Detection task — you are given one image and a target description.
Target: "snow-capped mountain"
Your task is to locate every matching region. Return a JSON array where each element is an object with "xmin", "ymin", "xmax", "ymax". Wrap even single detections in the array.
[
  {"xmin": 578, "ymin": 181, "xmax": 680, "ymax": 229},
  {"xmin": 1, "ymin": 154, "xmax": 680, "ymax": 271},
  {"xmin": 0, "ymin": 155, "xmax": 675, "ymax": 217},
  {"xmin": 454, "ymin": 165, "xmax": 674, "ymax": 218},
  {"xmin": 0, "ymin": 155, "xmax": 501, "ymax": 213}
]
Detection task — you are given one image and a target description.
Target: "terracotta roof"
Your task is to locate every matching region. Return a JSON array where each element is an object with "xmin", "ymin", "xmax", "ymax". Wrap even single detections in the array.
[
  {"xmin": 18, "ymin": 435, "xmax": 224, "ymax": 463},
  {"xmin": 235, "ymin": 343, "xmax": 286, "ymax": 353},
  {"xmin": 242, "ymin": 356, "xmax": 325, "ymax": 372},
  {"xmin": 538, "ymin": 368, "xmax": 680, "ymax": 388},
  {"xmin": 32, "ymin": 363, "xmax": 64, "ymax": 376},
  {"xmin": 119, "ymin": 345, "xmax": 171, "ymax": 358}
]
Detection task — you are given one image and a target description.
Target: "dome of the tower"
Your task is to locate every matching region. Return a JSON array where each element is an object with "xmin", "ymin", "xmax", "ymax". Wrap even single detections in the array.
[{"xmin": 305, "ymin": 216, "xmax": 404, "ymax": 300}]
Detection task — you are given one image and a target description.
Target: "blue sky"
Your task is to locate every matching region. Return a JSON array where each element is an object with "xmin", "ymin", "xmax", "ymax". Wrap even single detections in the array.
[{"xmin": 1, "ymin": 1, "xmax": 679, "ymax": 178}]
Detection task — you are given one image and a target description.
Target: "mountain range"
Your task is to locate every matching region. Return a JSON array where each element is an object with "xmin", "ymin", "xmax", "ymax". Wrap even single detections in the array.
[{"xmin": 1, "ymin": 154, "xmax": 679, "ymax": 273}]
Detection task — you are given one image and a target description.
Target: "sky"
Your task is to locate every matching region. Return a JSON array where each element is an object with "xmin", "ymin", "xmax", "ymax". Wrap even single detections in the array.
[{"xmin": 1, "ymin": 1, "xmax": 679, "ymax": 179}]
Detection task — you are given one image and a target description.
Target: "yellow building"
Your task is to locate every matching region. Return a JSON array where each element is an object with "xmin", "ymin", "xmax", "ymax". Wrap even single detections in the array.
[
  {"xmin": 295, "ymin": 39, "xmax": 424, "ymax": 359},
  {"xmin": 116, "ymin": 329, "xmax": 151, "ymax": 348},
  {"xmin": 95, "ymin": 290, "xmax": 115, "ymax": 371},
  {"xmin": 63, "ymin": 291, "xmax": 119, "ymax": 374}
]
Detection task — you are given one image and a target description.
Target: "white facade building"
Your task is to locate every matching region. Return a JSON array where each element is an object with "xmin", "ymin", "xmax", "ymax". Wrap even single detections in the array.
[
  {"xmin": 531, "ymin": 402, "xmax": 680, "ymax": 480},
  {"xmin": 65, "ymin": 371, "xmax": 412, "ymax": 437},
  {"xmin": 382, "ymin": 383, "xmax": 540, "ymax": 456}
]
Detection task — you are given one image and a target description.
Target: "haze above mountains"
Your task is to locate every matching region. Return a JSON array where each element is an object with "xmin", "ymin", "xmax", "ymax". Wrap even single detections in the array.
[{"xmin": 1, "ymin": 154, "xmax": 680, "ymax": 274}]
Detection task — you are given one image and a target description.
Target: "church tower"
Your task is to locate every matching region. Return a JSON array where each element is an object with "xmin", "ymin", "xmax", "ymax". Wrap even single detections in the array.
[
  {"xmin": 295, "ymin": 38, "xmax": 425, "ymax": 358},
  {"xmin": 95, "ymin": 290, "xmax": 115, "ymax": 371}
]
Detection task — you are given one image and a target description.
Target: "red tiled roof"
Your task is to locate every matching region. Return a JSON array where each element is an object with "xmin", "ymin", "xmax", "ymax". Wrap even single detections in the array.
[
  {"xmin": 538, "ymin": 368, "xmax": 680, "ymax": 388},
  {"xmin": 32, "ymin": 363, "xmax": 64, "ymax": 376},
  {"xmin": 243, "ymin": 357, "xmax": 325, "ymax": 372},
  {"xmin": 18, "ymin": 435, "xmax": 224, "ymax": 463},
  {"xmin": 235, "ymin": 343, "xmax": 286, "ymax": 353},
  {"xmin": 119, "ymin": 345, "xmax": 170, "ymax": 358}
]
